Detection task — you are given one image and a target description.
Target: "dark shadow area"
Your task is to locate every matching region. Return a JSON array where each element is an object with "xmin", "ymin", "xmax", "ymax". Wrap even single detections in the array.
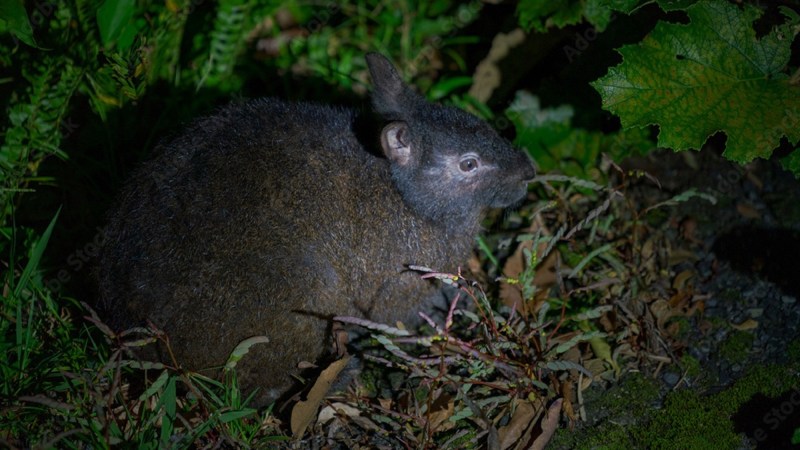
[
  {"xmin": 733, "ymin": 390, "xmax": 800, "ymax": 450},
  {"xmin": 712, "ymin": 226, "xmax": 800, "ymax": 300}
]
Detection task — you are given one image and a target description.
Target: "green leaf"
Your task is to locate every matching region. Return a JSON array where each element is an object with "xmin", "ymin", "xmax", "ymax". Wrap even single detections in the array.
[
  {"xmin": 516, "ymin": 0, "xmax": 583, "ymax": 32},
  {"xmin": 14, "ymin": 207, "xmax": 60, "ymax": 298},
  {"xmin": 585, "ymin": 0, "xmax": 641, "ymax": 29},
  {"xmin": 507, "ymin": 91, "xmax": 653, "ymax": 179},
  {"xmin": 571, "ymin": 305, "xmax": 614, "ymax": 322},
  {"xmin": 781, "ymin": 146, "xmax": 800, "ymax": 178},
  {"xmin": 218, "ymin": 408, "xmax": 257, "ymax": 423},
  {"xmin": 197, "ymin": 0, "xmax": 255, "ymax": 89},
  {"xmin": 138, "ymin": 370, "xmax": 170, "ymax": 401},
  {"xmin": 516, "ymin": 0, "xmax": 641, "ymax": 32},
  {"xmin": 541, "ymin": 359, "xmax": 593, "ymax": 377},
  {"xmin": 224, "ymin": 335, "xmax": 270, "ymax": 370},
  {"xmin": 158, "ymin": 376, "xmax": 177, "ymax": 448},
  {"xmin": 644, "ymin": 187, "xmax": 717, "ymax": 214},
  {"xmin": 552, "ymin": 330, "xmax": 606, "ymax": 354},
  {"xmin": 0, "ymin": 0, "xmax": 37, "ymax": 47},
  {"xmin": 589, "ymin": 334, "xmax": 620, "ymax": 377},
  {"xmin": 428, "ymin": 76, "xmax": 473, "ymax": 101},
  {"xmin": 592, "ymin": 0, "xmax": 800, "ymax": 166},
  {"xmin": 97, "ymin": 0, "xmax": 137, "ymax": 50}
]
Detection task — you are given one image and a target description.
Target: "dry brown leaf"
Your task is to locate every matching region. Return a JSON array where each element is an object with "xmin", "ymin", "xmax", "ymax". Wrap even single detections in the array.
[
  {"xmin": 672, "ymin": 270, "xmax": 695, "ymax": 290},
  {"xmin": 561, "ymin": 345, "xmax": 582, "ymax": 365},
  {"xmin": 582, "ymin": 358, "xmax": 606, "ymax": 382},
  {"xmin": 296, "ymin": 361, "xmax": 317, "ymax": 370},
  {"xmin": 650, "ymin": 299, "xmax": 679, "ymax": 331},
  {"xmin": 290, "ymin": 355, "xmax": 352, "ymax": 437},
  {"xmin": 332, "ymin": 321, "xmax": 349, "ymax": 358},
  {"xmin": 530, "ymin": 398, "xmax": 563, "ymax": 450},
  {"xmin": 427, "ymin": 396, "xmax": 456, "ymax": 432},
  {"xmin": 680, "ymin": 217, "xmax": 699, "ymax": 243},
  {"xmin": 498, "ymin": 400, "xmax": 538, "ymax": 450},
  {"xmin": 665, "ymin": 321, "xmax": 683, "ymax": 337},
  {"xmin": 378, "ymin": 397, "xmax": 392, "ymax": 410},
  {"xmin": 668, "ymin": 290, "xmax": 692, "ymax": 310},
  {"xmin": 318, "ymin": 402, "xmax": 361, "ymax": 424},
  {"xmin": 641, "ymin": 237, "xmax": 655, "ymax": 261},
  {"xmin": 561, "ymin": 385, "xmax": 576, "ymax": 423},
  {"xmin": 693, "ymin": 295, "xmax": 707, "ymax": 315},
  {"xmin": 736, "ymin": 202, "xmax": 761, "ymax": 219},
  {"xmin": 668, "ymin": 248, "xmax": 698, "ymax": 266},
  {"xmin": 697, "ymin": 319, "xmax": 713, "ymax": 335},
  {"xmin": 683, "ymin": 299, "xmax": 703, "ymax": 319},
  {"xmin": 730, "ymin": 318, "xmax": 759, "ymax": 331}
]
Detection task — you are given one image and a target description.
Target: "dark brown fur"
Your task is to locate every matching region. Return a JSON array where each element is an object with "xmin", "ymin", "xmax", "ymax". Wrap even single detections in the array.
[{"xmin": 98, "ymin": 54, "xmax": 535, "ymax": 405}]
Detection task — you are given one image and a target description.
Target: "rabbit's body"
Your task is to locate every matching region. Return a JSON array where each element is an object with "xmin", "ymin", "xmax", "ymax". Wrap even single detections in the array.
[{"xmin": 98, "ymin": 54, "xmax": 536, "ymax": 405}]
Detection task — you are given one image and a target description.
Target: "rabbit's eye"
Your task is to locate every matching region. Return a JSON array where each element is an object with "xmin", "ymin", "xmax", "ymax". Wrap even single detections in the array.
[{"xmin": 459, "ymin": 157, "xmax": 479, "ymax": 173}]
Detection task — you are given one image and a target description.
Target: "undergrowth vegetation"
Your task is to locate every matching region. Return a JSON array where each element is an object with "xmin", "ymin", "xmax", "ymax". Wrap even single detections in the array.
[{"xmin": 2, "ymin": 0, "xmax": 798, "ymax": 447}]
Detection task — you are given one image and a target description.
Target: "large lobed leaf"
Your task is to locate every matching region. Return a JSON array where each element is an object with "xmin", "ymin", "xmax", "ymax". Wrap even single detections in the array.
[
  {"xmin": 517, "ymin": 0, "xmax": 640, "ymax": 32},
  {"xmin": 592, "ymin": 0, "xmax": 800, "ymax": 175}
]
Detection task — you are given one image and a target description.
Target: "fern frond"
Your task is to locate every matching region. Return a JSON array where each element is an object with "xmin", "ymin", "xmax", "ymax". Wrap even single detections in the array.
[
  {"xmin": 74, "ymin": 0, "xmax": 103, "ymax": 48},
  {"xmin": 0, "ymin": 58, "xmax": 83, "ymax": 225},
  {"xmin": 197, "ymin": 0, "xmax": 254, "ymax": 89},
  {"xmin": 147, "ymin": 2, "xmax": 191, "ymax": 85}
]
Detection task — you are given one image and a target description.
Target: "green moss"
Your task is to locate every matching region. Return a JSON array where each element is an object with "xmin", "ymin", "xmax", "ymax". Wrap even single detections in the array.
[
  {"xmin": 553, "ymin": 364, "xmax": 799, "ymax": 450},
  {"xmin": 631, "ymin": 364, "xmax": 799, "ymax": 449},
  {"xmin": 548, "ymin": 373, "xmax": 660, "ymax": 449},
  {"xmin": 716, "ymin": 364, "xmax": 799, "ymax": 412},
  {"xmin": 719, "ymin": 330, "xmax": 754, "ymax": 364},
  {"xmin": 633, "ymin": 389, "xmax": 741, "ymax": 449},
  {"xmin": 549, "ymin": 420, "xmax": 632, "ymax": 449},
  {"xmin": 603, "ymin": 372, "xmax": 660, "ymax": 415},
  {"xmin": 669, "ymin": 316, "xmax": 692, "ymax": 340},
  {"xmin": 707, "ymin": 315, "xmax": 728, "ymax": 329},
  {"xmin": 573, "ymin": 423, "xmax": 631, "ymax": 450},
  {"xmin": 680, "ymin": 354, "xmax": 702, "ymax": 378}
]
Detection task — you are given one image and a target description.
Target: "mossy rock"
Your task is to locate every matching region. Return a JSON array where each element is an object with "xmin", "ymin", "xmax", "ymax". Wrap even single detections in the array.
[{"xmin": 549, "ymin": 364, "xmax": 799, "ymax": 450}]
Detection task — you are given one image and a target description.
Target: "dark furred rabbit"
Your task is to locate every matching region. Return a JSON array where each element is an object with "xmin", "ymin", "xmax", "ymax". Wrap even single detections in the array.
[{"xmin": 98, "ymin": 53, "xmax": 536, "ymax": 405}]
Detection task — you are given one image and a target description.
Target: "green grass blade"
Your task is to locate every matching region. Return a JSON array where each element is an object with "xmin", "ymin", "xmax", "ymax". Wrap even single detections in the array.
[
  {"xmin": 11, "ymin": 207, "xmax": 61, "ymax": 388},
  {"xmin": 158, "ymin": 376, "xmax": 177, "ymax": 447},
  {"xmin": 13, "ymin": 206, "xmax": 61, "ymax": 298}
]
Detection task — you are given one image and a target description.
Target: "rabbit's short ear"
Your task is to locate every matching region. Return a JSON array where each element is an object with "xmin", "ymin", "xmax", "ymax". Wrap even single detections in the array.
[
  {"xmin": 366, "ymin": 53, "xmax": 422, "ymax": 120},
  {"xmin": 381, "ymin": 122, "xmax": 412, "ymax": 166}
]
